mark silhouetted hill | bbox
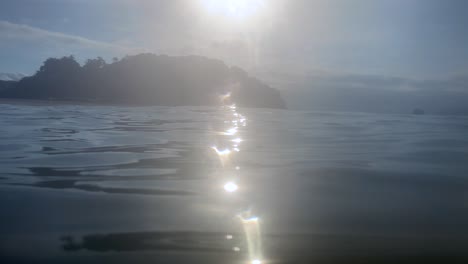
[0,80,17,92]
[0,54,286,109]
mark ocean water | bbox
[0,102,467,263]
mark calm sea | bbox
[1,102,467,263]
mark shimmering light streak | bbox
[239,213,263,263]
[211,146,231,156]
[211,87,264,263]
[241,216,259,223]
[223,127,238,136]
[231,137,243,143]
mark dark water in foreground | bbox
[0,103,468,263]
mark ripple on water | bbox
[9,152,154,168]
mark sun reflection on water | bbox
[223,127,238,136]
[211,146,231,156]
[223,181,238,193]
[238,212,263,263]
[210,90,264,264]
[219,92,232,102]
[232,137,243,143]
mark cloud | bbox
[0,72,26,81]
[257,67,468,93]
[0,20,134,52]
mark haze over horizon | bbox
[1,0,467,113]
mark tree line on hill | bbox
[0,53,286,109]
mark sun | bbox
[201,0,265,20]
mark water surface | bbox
[1,103,467,263]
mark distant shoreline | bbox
[0,97,221,107]
[0,97,278,110]
[0,54,287,109]
[0,97,140,107]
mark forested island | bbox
[0,54,286,109]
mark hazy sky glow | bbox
[1,0,467,76]
[1,0,468,112]
[200,0,266,19]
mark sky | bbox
[1,0,468,113]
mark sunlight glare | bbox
[220,92,232,102]
[223,127,238,136]
[231,137,243,143]
[246,216,259,222]
[212,146,231,156]
[201,0,265,19]
[224,181,238,192]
